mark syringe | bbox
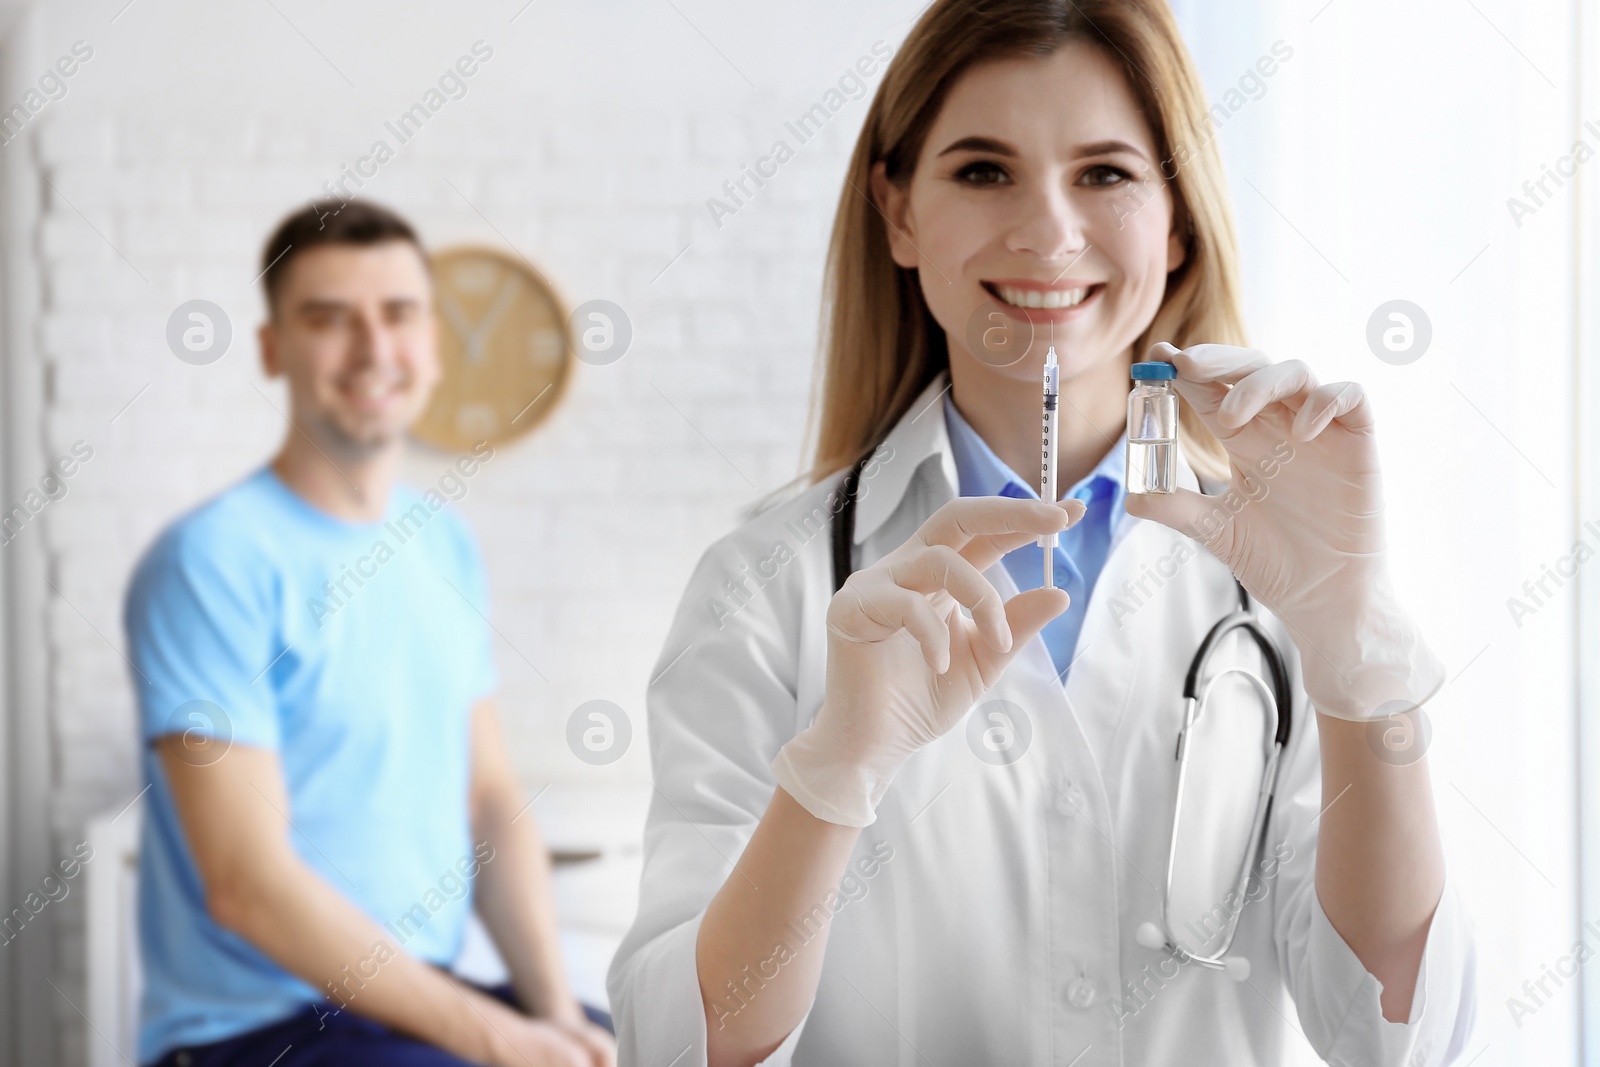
[1040,345,1060,589]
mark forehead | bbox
[924,40,1158,160]
[277,241,433,306]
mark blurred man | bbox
[123,200,614,1067]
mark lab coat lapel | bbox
[1089,446,1210,728]
[976,559,1085,778]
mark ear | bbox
[258,321,281,380]
[870,161,920,269]
[1166,214,1189,274]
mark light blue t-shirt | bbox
[943,394,1126,682]
[123,466,498,1064]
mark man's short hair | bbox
[260,199,427,316]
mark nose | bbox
[347,306,394,368]
[1005,181,1089,265]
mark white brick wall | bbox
[6,1,899,1059]
[9,2,1582,1064]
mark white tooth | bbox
[1025,289,1043,308]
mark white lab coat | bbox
[608,371,1476,1067]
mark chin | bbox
[333,418,407,451]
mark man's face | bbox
[259,241,440,453]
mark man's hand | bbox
[551,1015,617,1067]
[486,1012,608,1067]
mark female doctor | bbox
[608,1,1475,1064]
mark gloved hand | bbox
[771,495,1086,827]
[1124,342,1446,722]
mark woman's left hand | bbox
[1124,341,1444,721]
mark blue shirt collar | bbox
[942,391,1126,523]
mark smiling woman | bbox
[608,2,1475,1065]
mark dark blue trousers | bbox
[146,981,613,1067]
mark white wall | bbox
[0,0,1584,1063]
[7,1,924,1061]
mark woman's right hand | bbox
[770,495,1085,827]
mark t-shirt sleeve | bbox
[124,524,283,752]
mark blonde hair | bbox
[802,0,1243,489]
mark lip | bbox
[339,381,405,415]
[982,279,1105,323]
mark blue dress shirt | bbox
[943,393,1126,683]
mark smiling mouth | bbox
[340,379,407,408]
[983,281,1104,310]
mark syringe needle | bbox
[1041,345,1060,590]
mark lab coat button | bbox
[1055,784,1086,816]
[1066,977,1097,1008]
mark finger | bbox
[1215,359,1319,429]
[1122,486,1231,559]
[1292,380,1374,439]
[889,544,1012,653]
[831,579,953,673]
[573,1028,615,1067]
[1146,341,1270,423]
[959,498,1088,572]
[968,586,1072,679]
[544,1030,591,1067]
[916,495,1078,554]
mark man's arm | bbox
[157,735,591,1067]
[467,700,615,1065]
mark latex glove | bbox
[1124,342,1445,722]
[771,495,1086,827]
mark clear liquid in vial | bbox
[1127,436,1176,494]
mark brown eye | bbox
[1080,164,1133,187]
[954,160,1009,186]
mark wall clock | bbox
[411,245,572,451]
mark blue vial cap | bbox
[1131,360,1176,380]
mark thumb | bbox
[970,586,1071,677]
[1123,487,1230,558]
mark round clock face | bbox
[410,245,571,451]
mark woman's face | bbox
[874,40,1186,385]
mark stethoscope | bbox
[830,449,1293,981]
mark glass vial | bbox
[1127,360,1177,494]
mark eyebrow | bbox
[294,295,423,315]
[936,135,1150,162]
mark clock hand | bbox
[444,273,521,364]
[473,275,522,353]
[440,293,479,355]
